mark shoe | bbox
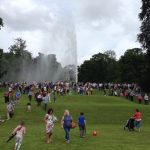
[66,140,70,143]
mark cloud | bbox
[0,0,141,65]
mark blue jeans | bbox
[64,127,70,141]
[135,120,141,129]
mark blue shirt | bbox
[78,115,85,126]
[63,115,72,128]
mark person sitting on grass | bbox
[12,121,26,150]
[78,112,86,137]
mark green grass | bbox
[0,89,150,150]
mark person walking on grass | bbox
[78,112,86,138]
[43,92,49,111]
[6,102,14,120]
[61,110,72,143]
[44,108,54,143]
[133,109,142,132]
[144,93,149,105]
[28,90,32,102]
[13,121,26,150]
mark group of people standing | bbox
[44,108,86,144]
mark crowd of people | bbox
[0,81,148,149]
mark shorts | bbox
[135,120,141,128]
[79,125,85,131]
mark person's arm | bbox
[84,119,86,126]
[23,127,26,134]
[44,114,48,123]
[12,125,20,134]
[61,116,64,128]
[133,113,136,119]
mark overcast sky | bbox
[0,0,141,65]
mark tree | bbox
[0,17,3,29]
[78,51,119,82]
[9,38,27,56]
[138,0,150,91]
[104,50,116,60]
[119,48,146,83]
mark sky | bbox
[0,0,141,65]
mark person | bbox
[53,92,56,103]
[133,109,142,132]
[78,112,86,137]
[4,92,9,103]
[44,108,55,143]
[6,102,14,120]
[27,103,31,112]
[47,91,51,103]
[28,90,32,102]
[12,121,26,150]
[15,91,21,103]
[137,94,142,104]
[144,93,149,105]
[37,92,42,106]
[61,110,72,143]
[43,93,49,111]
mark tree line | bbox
[79,0,150,92]
[78,48,147,88]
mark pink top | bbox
[134,112,141,121]
[13,125,26,138]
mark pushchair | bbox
[124,117,135,131]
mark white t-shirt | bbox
[144,95,149,101]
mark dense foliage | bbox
[78,49,147,87]
[138,0,150,91]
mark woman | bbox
[133,109,142,132]
[13,121,26,150]
[61,110,72,143]
[44,108,54,143]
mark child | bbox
[12,121,26,150]
[6,102,14,120]
[78,112,86,138]
[27,103,31,112]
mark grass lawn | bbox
[0,89,150,150]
